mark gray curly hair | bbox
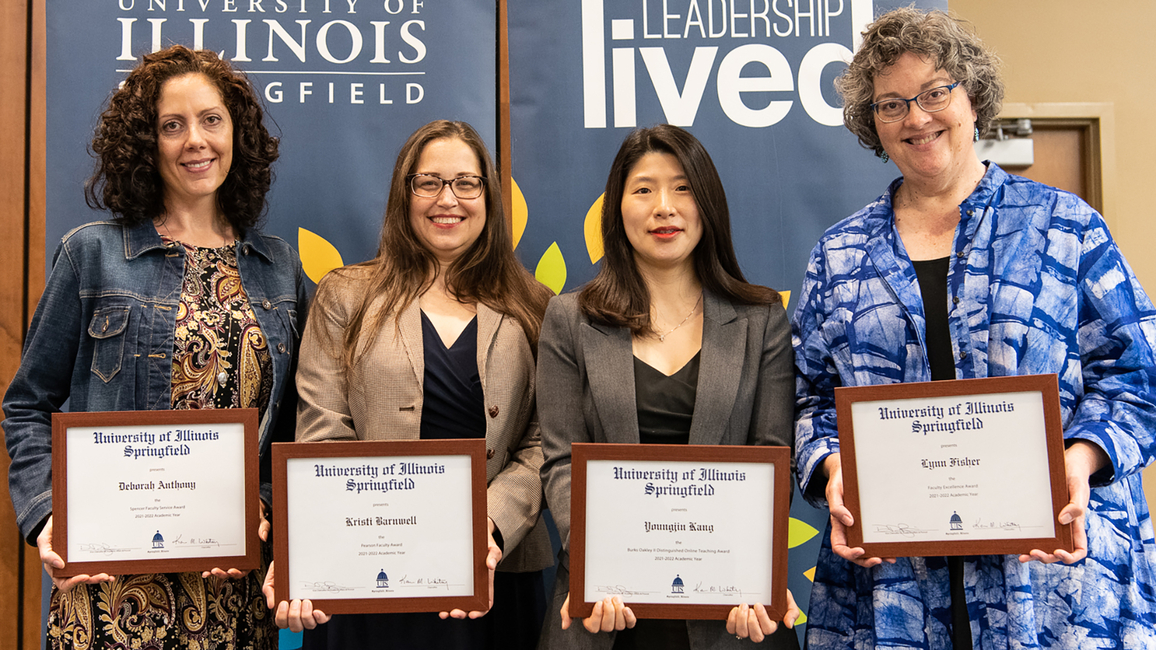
[836,7,1004,158]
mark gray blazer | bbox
[295,267,551,572]
[537,290,798,649]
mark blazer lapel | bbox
[581,320,639,443]
[396,299,424,391]
[475,304,500,389]
[689,291,744,445]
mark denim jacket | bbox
[3,220,309,543]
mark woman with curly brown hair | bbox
[793,7,1156,648]
[3,44,307,649]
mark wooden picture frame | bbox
[835,374,1072,557]
[272,439,489,615]
[51,409,260,577]
[570,443,792,620]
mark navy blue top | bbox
[419,312,485,439]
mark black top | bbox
[618,351,701,650]
[419,311,486,440]
[633,352,701,445]
[912,256,956,381]
[913,256,971,649]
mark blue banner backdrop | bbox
[47,0,496,272]
[509,0,945,639]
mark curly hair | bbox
[579,124,779,335]
[320,120,552,376]
[85,45,278,229]
[837,7,1004,158]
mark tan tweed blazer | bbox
[295,267,551,572]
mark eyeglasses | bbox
[870,81,962,123]
[408,174,486,199]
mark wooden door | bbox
[989,117,1101,211]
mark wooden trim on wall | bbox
[999,102,1116,228]
[2,0,46,648]
[498,0,512,230]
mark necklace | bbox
[655,294,702,342]
[158,219,231,249]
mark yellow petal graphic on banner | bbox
[512,177,528,250]
[535,242,567,295]
[779,290,791,310]
[795,610,808,625]
[804,567,816,582]
[298,227,344,284]
[584,193,605,264]
[788,517,819,548]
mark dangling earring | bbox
[973,125,980,142]
[880,151,890,164]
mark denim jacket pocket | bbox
[286,308,300,342]
[89,305,131,382]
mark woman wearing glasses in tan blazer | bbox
[264,120,553,650]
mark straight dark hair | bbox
[579,124,779,333]
[320,120,551,376]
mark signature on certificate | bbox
[302,581,353,592]
[172,534,220,547]
[971,518,1022,531]
[596,585,647,596]
[872,523,930,537]
[78,542,128,555]
[692,582,743,597]
[399,575,451,590]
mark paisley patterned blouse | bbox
[793,164,1156,649]
[171,241,273,413]
[47,240,276,650]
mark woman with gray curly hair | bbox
[793,7,1156,649]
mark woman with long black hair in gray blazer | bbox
[537,124,800,650]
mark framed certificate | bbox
[570,443,792,620]
[272,439,489,615]
[51,409,260,577]
[835,374,1073,557]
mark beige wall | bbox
[950,1,1156,512]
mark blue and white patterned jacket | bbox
[793,163,1156,648]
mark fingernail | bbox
[1059,513,1073,524]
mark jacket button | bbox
[960,351,968,360]
[262,299,272,310]
[277,343,287,354]
[487,448,495,460]
[952,296,960,305]
[488,406,499,418]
